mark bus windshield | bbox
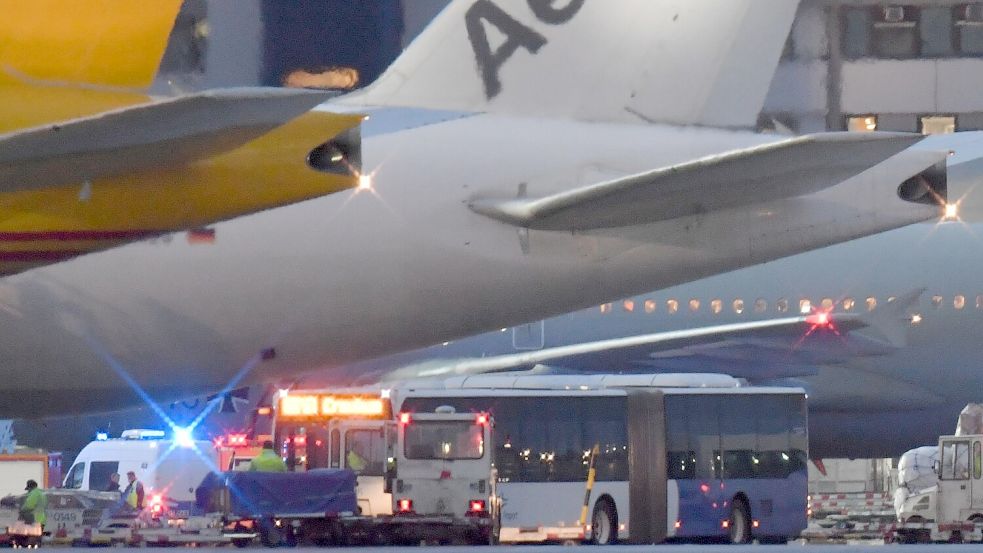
[404,420,484,460]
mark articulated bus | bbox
[396,374,808,544]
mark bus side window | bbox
[975,441,982,479]
[330,429,341,468]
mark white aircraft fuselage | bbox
[0,110,941,416]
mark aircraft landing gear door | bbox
[938,438,972,523]
[512,321,544,350]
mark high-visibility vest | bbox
[21,488,46,526]
[249,449,287,472]
[125,482,141,508]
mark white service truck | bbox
[890,434,983,543]
[387,408,499,545]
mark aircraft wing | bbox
[469,132,924,231]
[0,88,335,192]
[384,290,923,382]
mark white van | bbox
[62,429,217,503]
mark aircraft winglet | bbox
[0,0,181,89]
[342,0,800,127]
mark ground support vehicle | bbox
[199,409,499,547]
[387,409,499,545]
[887,433,983,543]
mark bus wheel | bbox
[590,499,618,545]
[728,499,751,544]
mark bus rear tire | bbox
[728,499,751,544]
[590,499,618,545]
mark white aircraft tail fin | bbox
[342,0,799,127]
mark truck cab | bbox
[937,435,983,524]
[392,409,496,523]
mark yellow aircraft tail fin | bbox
[0,0,182,89]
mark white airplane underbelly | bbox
[0,116,940,413]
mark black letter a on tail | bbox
[466,0,547,99]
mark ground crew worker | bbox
[249,440,288,472]
[20,479,46,528]
[123,471,145,509]
[105,472,121,493]
[347,443,367,472]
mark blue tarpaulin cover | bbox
[196,469,357,517]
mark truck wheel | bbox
[728,499,752,544]
[258,519,282,548]
[590,499,618,545]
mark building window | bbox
[843,297,856,311]
[843,7,872,58]
[799,299,812,314]
[777,298,789,313]
[847,115,878,132]
[733,299,745,315]
[955,295,966,310]
[921,115,956,135]
[872,6,920,58]
[600,303,612,314]
[710,299,722,314]
[957,4,983,54]
[644,299,656,314]
[689,299,701,313]
[821,298,834,310]
[754,299,767,313]
[622,299,635,313]
[667,299,679,315]
[866,297,877,311]
[932,295,944,308]
[977,295,983,309]
[920,6,955,56]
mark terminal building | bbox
[766,0,983,133]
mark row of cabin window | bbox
[600,295,983,315]
[842,5,983,59]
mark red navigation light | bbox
[469,499,486,513]
[397,499,414,513]
[800,308,840,343]
[399,412,411,425]
[806,311,831,327]
[293,435,307,446]
[699,483,710,494]
[476,413,488,425]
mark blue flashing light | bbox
[174,427,195,448]
[95,432,109,441]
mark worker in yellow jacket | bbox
[20,480,46,528]
[249,440,288,472]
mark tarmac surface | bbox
[84,545,983,552]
